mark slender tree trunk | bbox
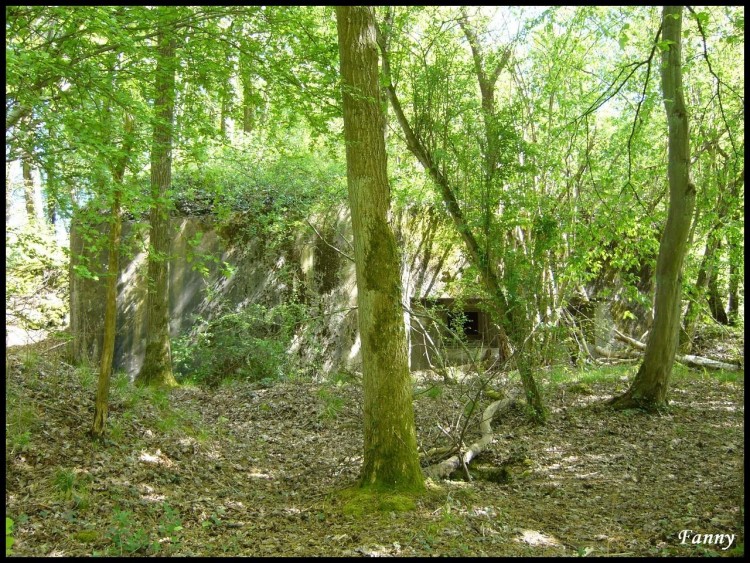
[241,53,255,134]
[43,122,58,227]
[220,99,228,137]
[22,156,36,224]
[137,9,178,388]
[44,167,57,227]
[727,253,740,325]
[379,15,544,421]
[92,114,135,438]
[706,244,729,325]
[5,154,11,223]
[680,233,720,350]
[610,6,696,411]
[336,5,423,492]
[725,168,743,325]
[460,17,545,419]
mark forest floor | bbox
[5,338,744,557]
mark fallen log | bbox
[424,388,520,480]
[613,329,742,372]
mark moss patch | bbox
[74,530,100,543]
[336,486,419,517]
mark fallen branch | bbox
[594,345,639,359]
[613,329,742,371]
[424,388,520,480]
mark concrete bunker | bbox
[69,206,495,379]
[409,297,500,371]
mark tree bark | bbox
[137,9,178,388]
[610,6,696,411]
[726,169,743,325]
[22,156,36,224]
[240,51,256,134]
[92,114,135,438]
[336,6,424,492]
[706,255,729,325]
[681,233,721,349]
[727,252,740,325]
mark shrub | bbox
[173,302,304,387]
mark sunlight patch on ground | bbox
[138,483,166,502]
[248,468,273,479]
[138,449,174,467]
[205,447,222,460]
[516,529,562,547]
[470,506,498,519]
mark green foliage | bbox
[154,502,183,553]
[75,366,97,390]
[173,302,304,387]
[317,388,345,420]
[53,468,76,499]
[6,397,38,455]
[5,225,68,332]
[172,142,345,247]
[425,385,443,399]
[106,509,150,555]
[6,517,14,556]
[201,508,225,530]
[50,468,90,509]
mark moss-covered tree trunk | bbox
[610,6,696,411]
[336,5,424,492]
[137,9,178,388]
[92,114,135,438]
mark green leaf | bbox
[6,517,14,556]
[656,39,676,51]
[693,11,709,28]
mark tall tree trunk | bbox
[137,9,178,388]
[44,166,57,227]
[725,167,743,325]
[220,97,228,137]
[336,5,423,492]
[727,251,740,325]
[22,156,36,224]
[92,114,135,438]
[5,153,11,223]
[240,52,256,134]
[610,6,696,411]
[43,122,58,227]
[680,233,720,350]
[706,244,729,325]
